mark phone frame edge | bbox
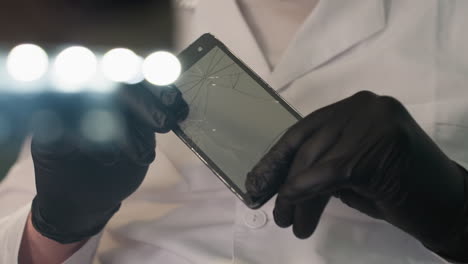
[172,33,302,209]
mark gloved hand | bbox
[31,83,188,244]
[246,91,468,262]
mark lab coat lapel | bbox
[194,0,271,78]
[271,0,387,90]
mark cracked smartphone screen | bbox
[174,46,298,193]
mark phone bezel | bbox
[172,33,302,209]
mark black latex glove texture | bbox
[246,91,468,261]
[31,83,188,244]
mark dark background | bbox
[0,0,173,50]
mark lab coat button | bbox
[243,210,267,229]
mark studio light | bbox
[142,51,181,86]
[52,46,98,92]
[101,48,143,84]
[6,44,48,82]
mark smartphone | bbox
[172,33,301,209]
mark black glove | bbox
[246,91,468,262]
[31,83,188,244]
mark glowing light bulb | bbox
[6,44,48,82]
[143,51,181,86]
[52,46,97,92]
[101,48,143,83]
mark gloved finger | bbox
[292,195,330,239]
[335,189,384,219]
[75,128,154,175]
[117,83,176,133]
[273,196,295,228]
[286,121,343,179]
[245,92,368,198]
[119,123,156,166]
[146,84,182,107]
[297,91,379,164]
[245,103,336,198]
[31,135,79,161]
[323,102,379,161]
[31,110,80,161]
[276,126,338,234]
[280,160,346,203]
[146,84,189,122]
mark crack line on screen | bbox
[174,47,284,176]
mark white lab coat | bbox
[1,0,468,263]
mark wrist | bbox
[19,212,88,264]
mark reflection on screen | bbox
[175,46,298,193]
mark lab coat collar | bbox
[193,0,271,78]
[271,0,387,90]
[193,0,386,90]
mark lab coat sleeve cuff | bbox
[0,203,30,264]
[63,232,102,264]
[0,203,102,264]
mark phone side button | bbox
[243,210,267,229]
